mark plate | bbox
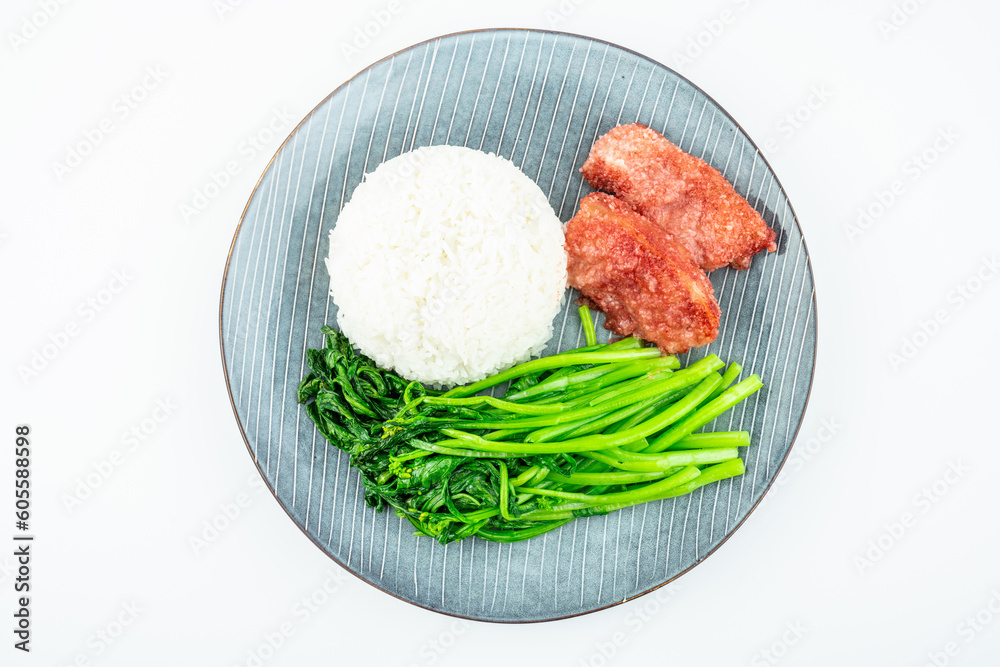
[220,29,816,622]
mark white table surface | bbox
[4,1,998,664]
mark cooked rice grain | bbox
[326,146,567,387]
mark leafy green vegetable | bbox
[297,318,762,544]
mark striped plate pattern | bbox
[220,29,816,622]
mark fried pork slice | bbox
[566,193,720,354]
[582,123,777,271]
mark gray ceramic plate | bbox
[220,29,816,622]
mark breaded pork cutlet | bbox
[565,192,720,354]
[582,123,776,271]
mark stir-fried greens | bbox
[297,315,762,544]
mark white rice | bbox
[326,145,567,387]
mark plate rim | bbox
[218,26,820,623]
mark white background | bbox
[3,0,998,665]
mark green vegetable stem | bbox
[297,309,762,545]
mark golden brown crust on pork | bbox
[565,193,720,353]
[582,123,777,271]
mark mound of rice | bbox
[326,145,567,387]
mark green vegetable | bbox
[297,313,762,544]
[579,304,598,347]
